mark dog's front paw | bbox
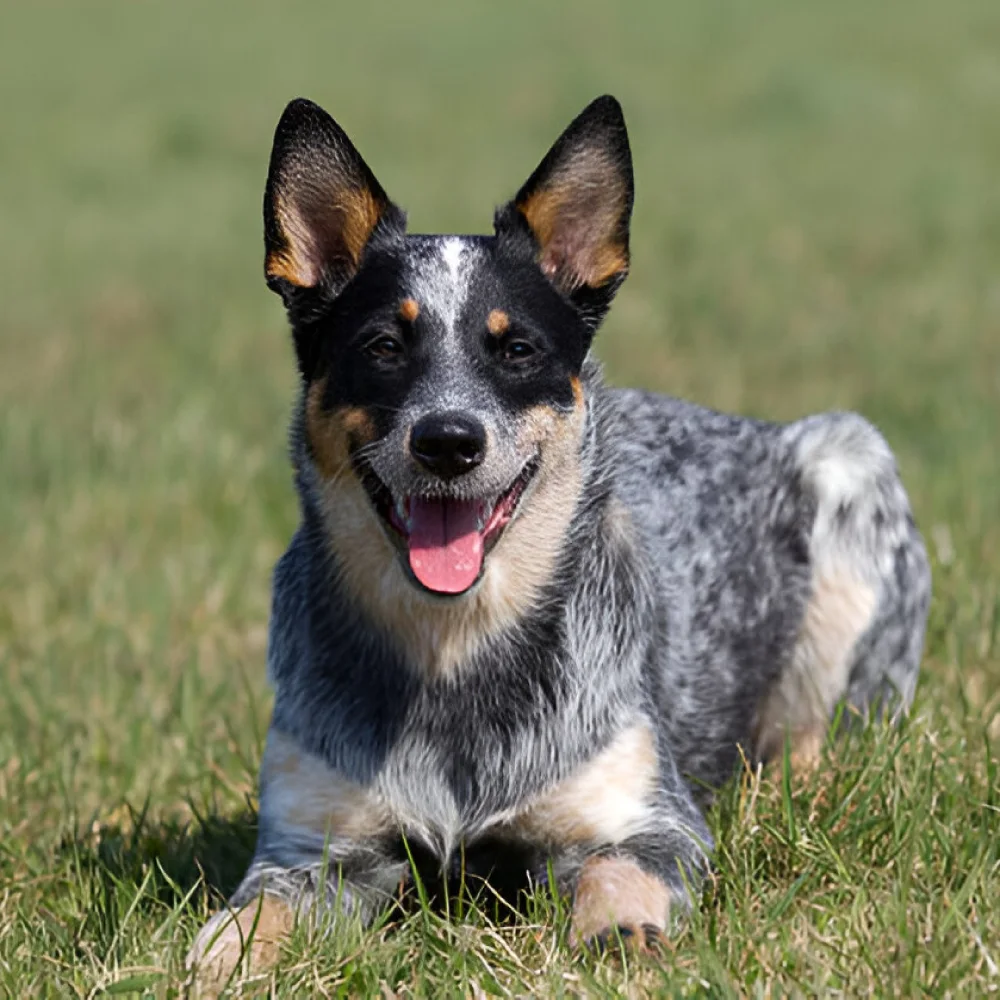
[582,921,667,955]
[568,856,670,952]
[185,896,294,996]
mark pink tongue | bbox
[408,498,484,594]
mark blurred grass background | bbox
[1,0,998,995]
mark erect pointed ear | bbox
[495,95,634,325]
[263,99,404,304]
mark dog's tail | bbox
[790,412,931,722]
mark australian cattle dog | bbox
[188,95,931,986]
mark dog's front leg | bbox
[519,728,713,950]
[185,870,298,995]
[569,853,671,949]
[186,850,403,993]
[566,821,710,950]
[186,727,404,991]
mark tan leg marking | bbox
[569,856,671,948]
[186,895,294,996]
[513,724,658,846]
[755,572,877,765]
[259,729,391,842]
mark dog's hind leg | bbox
[754,414,931,766]
[842,515,931,728]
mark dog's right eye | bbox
[365,335,405,362]
[502,340,537,363]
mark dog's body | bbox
[189,96,930,984]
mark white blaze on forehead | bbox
[441,237,464,283]
[405,236,488,413]
[409,237,475,338]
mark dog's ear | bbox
[263,99,404,305]
[495,95,633,327]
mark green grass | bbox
[2,0,999,995]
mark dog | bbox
[187,95,931,986]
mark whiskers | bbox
[368,402,407,417]
[317,437,382,486]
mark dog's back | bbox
[609,388,930,787]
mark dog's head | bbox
[265,96,632,601]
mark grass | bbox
[1,0,998,994]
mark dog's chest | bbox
[377,726,662,884]
[371,728,537,856]
[259,720,661,871]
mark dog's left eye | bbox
[502,340,537,363]
[365,335,405,361]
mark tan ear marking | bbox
[266,185,384,289]
[338,186,384,265]
[486,309,510,336]
[266,193,317,287]
[516,149,629,290]
[399,298,420,322]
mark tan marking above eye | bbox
[486,308,510,336]
[399,298,420,322]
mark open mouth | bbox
[354,457,540,596]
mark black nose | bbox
[410,412,486,479]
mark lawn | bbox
[1,0,998,995]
